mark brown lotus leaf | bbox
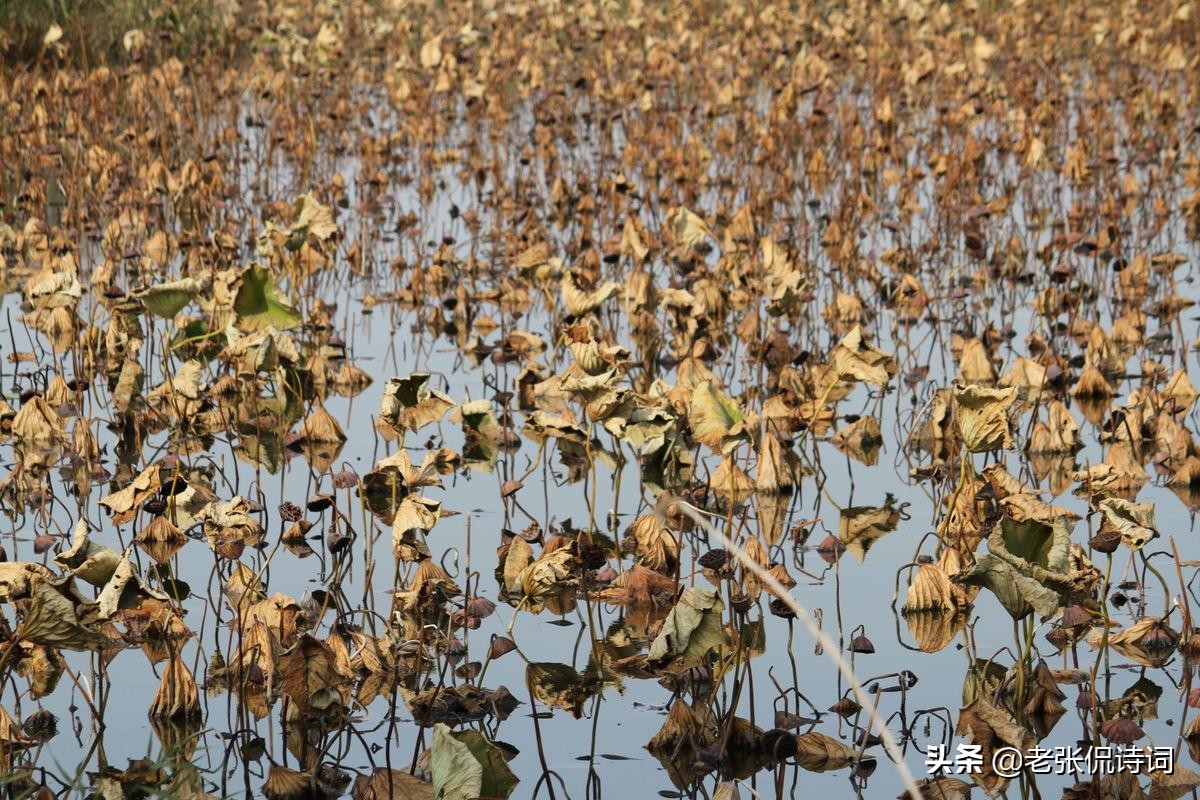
[793,731,860,772]
[96,554,169,621]
[832,325,896,386]
[831,414,882,465]
[99,464,162,525]
[953,384,1017,453]
[561,269,620,315]
[1095,617,1180,668]
[352,769,434,800]
[501,536,534,595]
[243,593,305,647]
[708,456,754,503]
[198,496,265,554]
[296,403,346,444]
[279,634,347,712]
[1097,497,1157,550]
[903,563,967,613]
[11,396,65,446]
[646,698,716,754]
[755,433,797,493]
[740,535,770,600]
[149,650,201,721]
[899,777,973,800]
[224,562,267,615]
[955,697,1035,795]
[134,515,187,562]
[623,513,679,574]
[1072,365,1115,398]
[378,374,454,435]
[518,546,577,599]
[956,338,996,385]
[263,764,319,800]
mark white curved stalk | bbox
[666,498,925,800]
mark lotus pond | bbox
[2,2,1200,799]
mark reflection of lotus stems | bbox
[795,373,838,450]
[669,499,925,799]
[1139,550,1173,618]
[528,681,560,800]
[1089,552,1114,741]
[935,447,972,544]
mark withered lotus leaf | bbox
[952,384,1017,453]
[832,326,897,387]
[16,580,105,652]
[99,464,162,525]
[148,650,201,721]
[351,769,434,800]
[278,634,348,712]
[53,520,121,587]
[793,731,860,772]
[647,587,725,666]
[430,723,518,800]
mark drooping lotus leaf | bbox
[53,519,121,587]
[955,516,1095,620]
[379,373,454,435]
[17,578,106,652]
[1097,496,1158,550]
[832,325,897,386]
[953,384,1017,453]
[233,264,302,331]
[135,276,208,318]
[647,587,725,666]
[431,723,518,800]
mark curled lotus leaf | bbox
[53,519,121,587]
[955,516,1097,620]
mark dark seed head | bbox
[279,501,304,523]
[768,598,795,619]
[697,548,729,570]
[849,634,875,654]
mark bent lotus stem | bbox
[666,497,925,800]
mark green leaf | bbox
[431,724,482,800]
[688,380,747,451]
[999,517,1068,573]
[431,723,517,800]
[955,553,1060,620]
[136,277,206,318]
[648,586,725,665]
[233,264,302,330]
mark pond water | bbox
[3,5,1200,799]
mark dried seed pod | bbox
[1100,717,1144,745]
[731,592,753,615]
[829,697,860,717]
[768,598,795,619]
[849,634,875,654]
[489,635,517,659]
[306,493,334,512]
[1089,527,1121,554]
[697,548,729,570]
[279,501,303,523]
[466,595,496,619]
